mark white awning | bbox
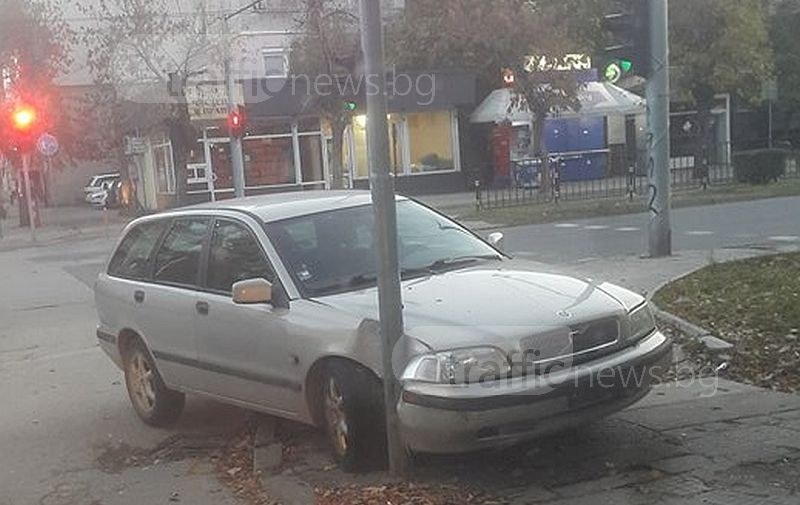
[470,82,646,124]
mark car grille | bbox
[518,317,620,374]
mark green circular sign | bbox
[604,62,622,84]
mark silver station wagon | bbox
[95,191,672,469]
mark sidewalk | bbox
[0,204,130,252]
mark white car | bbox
[84,173,120,203]
[94,191,671,470]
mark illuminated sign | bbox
[523,54,593,73]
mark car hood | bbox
[313,260,644,353]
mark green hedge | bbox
[734,149,788,184]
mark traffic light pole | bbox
[224,19,246,199]
[21,152,36,242]
[359,0,409,477]
[646,0,671,257]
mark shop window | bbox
[407,111,454,172]
[153,142,176,194]
[351,113,403,178]
[300,134,325,183]
[244,137,295,186]
[211,143,233,189]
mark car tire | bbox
[321,362,386,471]
[122,339,185,427]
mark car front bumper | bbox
[398,330,672,454]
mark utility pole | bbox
[358,0,409,476]
[224,51,246,198]
[646,0,671,257]
[21,152,36,242]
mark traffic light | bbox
[227,106,246,138]
[344,100,357,112]
[1,101,45,153]
[602,0,650,83]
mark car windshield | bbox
[265,200,500,297]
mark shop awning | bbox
[470,81,646,124]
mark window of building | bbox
[406,111,454,173]
[206,220,274,293]
[349,111,456,178]
[263,48,288,78]
[153,218,211,287]
[153,142,176,193]
[244,137,296,186]
[107,220,166,280]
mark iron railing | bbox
[475,148,798,211]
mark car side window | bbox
[207,219,275,293]
[153,218,210,286]
[107,220,166,280]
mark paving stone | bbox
[254,443,283,472]
[680,425,800,463]
[690,489,798,505]
[648,454,715,475]
[621,390,800,432]
[262,474,316,505]
[552,469,662,498]
[255,416,276,447]
[505,485,558,504]
[700,335,734,352]
[636,474,711,497]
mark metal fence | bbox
[474,149,799,211]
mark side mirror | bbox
[232,278,273,305]
[488,232,505,252]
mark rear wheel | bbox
[321,362,386,471]
[123,339,185,426]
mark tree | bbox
[79,0,219,208]
[290,0,361,190]
[770,0,800,110]
[670,0,773,174]
[0,0,72,221]
[388,0,582,192]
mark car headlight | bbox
[402,346,511,384]
[627,302,656,342]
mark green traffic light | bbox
[344,101,357,111]
[604,62,622,83]
[620,59,633,73]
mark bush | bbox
[734,149,788,184]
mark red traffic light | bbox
[1,100,46,154]
[12,105,38,131]
[227,107,246,137]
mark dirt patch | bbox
[95,433,229,474]
[654,253,800,392]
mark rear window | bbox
[107,220,166,280]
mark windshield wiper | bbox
[423,254,502,272]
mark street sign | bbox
[186,84,244,121]
[36,133,59,157]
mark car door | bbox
[136,216,211,390]
[193,217,302,417]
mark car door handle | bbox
[134,290,145,303]
[196,301,210,316]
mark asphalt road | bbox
[0,235,244,505]
[500,195,800,263]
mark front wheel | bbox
[123,339,185,426]
[321,362,386,471]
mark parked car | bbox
[94,191,671,470]
[90,180,122,209]
[84,173,120,203]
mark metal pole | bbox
[224,19,246,198]
[768,100,773,149]
[359,0,409,476]
[22,153,36,242]
[646,0,671,257]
